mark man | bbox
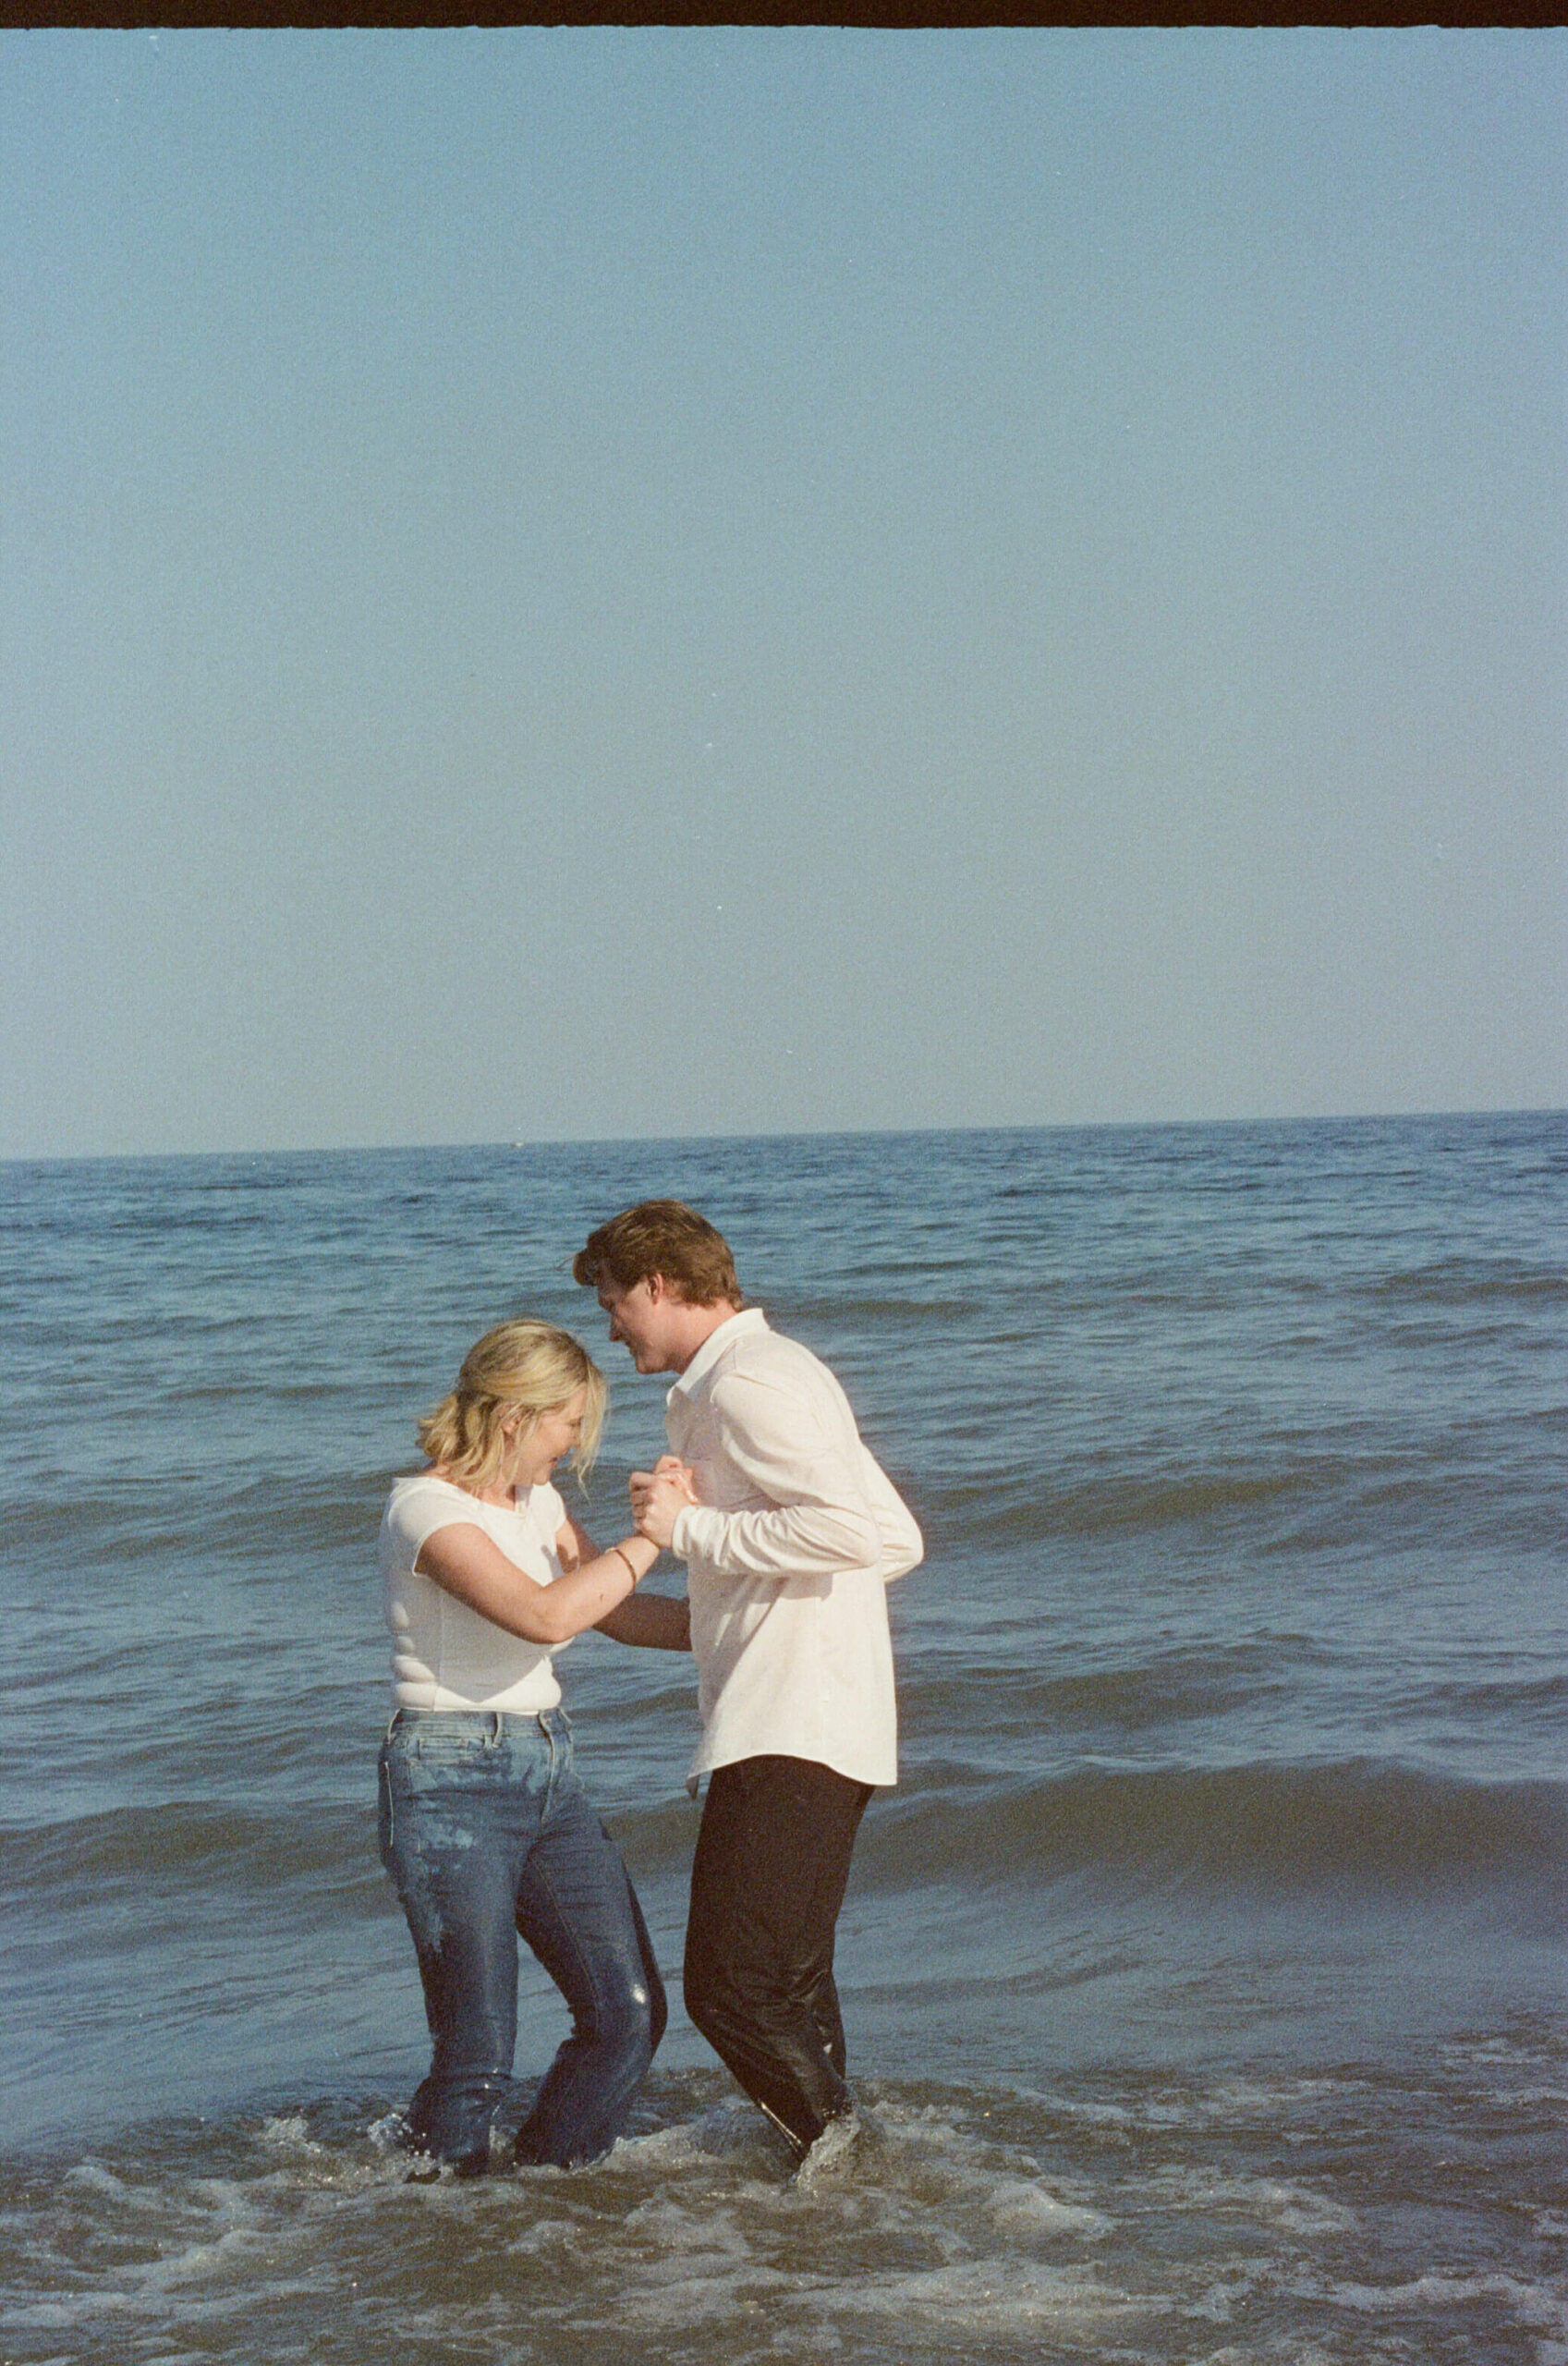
[572,1199,921,2165]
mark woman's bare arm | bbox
[415,1519,657,1645]
[595,1591,692,1650]
[557,1517,691,1651]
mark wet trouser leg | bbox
[378,1709,664,2172]
[682,1754,872,2158]
[510,1778,668,2168]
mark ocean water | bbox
[2,1113,1564,2366]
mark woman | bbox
[377,1318,689,2177]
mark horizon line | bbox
[4,1102,1564,1169]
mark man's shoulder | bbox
[704,1325,849,1422]
[712,1320,828,1382]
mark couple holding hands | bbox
[376,1199,922,2178]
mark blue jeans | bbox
[378,1707,665,2173]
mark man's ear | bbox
[645,1272,667,1305]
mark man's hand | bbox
[629,1457,699,1550]
[629,1457,699,1508]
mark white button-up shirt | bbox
[667,1308,922,1787]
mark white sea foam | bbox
[797,2255,1170,2339]
[1181,2258,1277,2325]
[7,2073,1565,2365]
[1144,2165,1355,2237]
[985,2176,1112,2241]
[1327,2271,1568,2334]
[260,2112,322,2152]
[61,2159,140,2201]
[590,2101,779,2177]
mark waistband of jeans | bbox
[385,1706,571,1741]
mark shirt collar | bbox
[668,1305,768,1401]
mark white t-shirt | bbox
[380,1472,571,1713]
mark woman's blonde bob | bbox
[416,1319,607,1490]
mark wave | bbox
[858,1762,1568,1909]
[1359,1259,1568,1307]
[8,1765,1561,1925]
[783,1295,984,1325]
[1432,1672,1568,1717]
[0,1790,704,1909]
[898,1641,1342,1733]
[0,1802,387,1912]
[923,1465,1345,1543]
[918,1452,1562,1546]
[6,1473,391,1561]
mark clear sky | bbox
[3,28,1563,1158]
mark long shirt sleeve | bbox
[671,1372,884,1579]
[663,1309,920,1787]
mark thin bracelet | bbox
[609,1544,641,1588]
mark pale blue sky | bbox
[3,29,1562,1157]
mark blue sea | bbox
[2,1114,1564,2365]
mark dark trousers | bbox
[683,1754,873,2158]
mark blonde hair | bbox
[416,1320,606,1489]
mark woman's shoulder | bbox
[385,1470,554,1536]
[384,1469,468,1518]
[387,1469,469,1503]
[382,1470,496,1556]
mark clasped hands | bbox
[628,1456,699,1549]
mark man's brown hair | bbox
[572,1200,741,1307]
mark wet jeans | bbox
[378,1707,665,2173]
[683,1754,873,2158]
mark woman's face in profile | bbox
[508,1386,589,1491]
